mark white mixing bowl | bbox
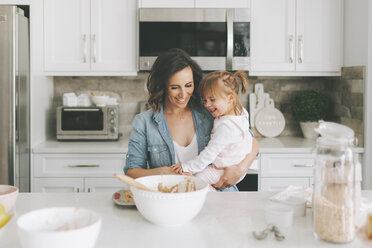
[131,175,209,227]
[17,207,101,248]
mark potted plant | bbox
[292,90,330,139]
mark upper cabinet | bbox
[44,0,137,76]
[138,0,250,8]
[250,0,343,76]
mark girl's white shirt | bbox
[181,107,252,175]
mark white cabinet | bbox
[259,153,314,191]
[138,0,249,8]
[33,178,125,193]
[195,0,250,8]
[44,0,137,76]
[250,0,342,76]
[32,153,126,193]
[139,0,194,8]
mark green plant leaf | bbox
[292,90,330,122]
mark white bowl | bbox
[91,95,109,107]
[0,185,18,213]
[265,203,294,227]
[131,175,209,227]
[17,207,101,248]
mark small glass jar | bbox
[313,122,360,243]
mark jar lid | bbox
[315,121,354,144]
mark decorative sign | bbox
[249,84,269,128]
[255,98,285,138]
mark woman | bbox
[124,48,258,190]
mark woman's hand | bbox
[212,137,259,189]
[158,166,180,175]
[212,164,245,189]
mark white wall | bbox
[343,0,369,67]
[29,0,54,147]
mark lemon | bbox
[0,203,9,228]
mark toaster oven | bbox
[56,106,119,140]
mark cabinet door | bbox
[33,153,125,178]
[139,0,194,8]
[260,177,310,191]
[295,0,342,72]
[91,0,137,73]
[44,0,90,71]
[33,178,84,193]
[195,0,249,8]
[250,0,296,72]
[85,178,128,193]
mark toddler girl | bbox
[171,70,252,189]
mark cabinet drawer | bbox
[260,177,310,192]
[85,178,128,192]
[33,178,84,193]
[34,154,125,177]
[260,153,314,177]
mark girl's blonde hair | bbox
[198,70,249,114]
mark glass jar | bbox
[313,121,360,243]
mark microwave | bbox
[139,8,250,71]
[56,106,119,141]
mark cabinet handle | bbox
[82,34,87,63]
[92,34,97,63]
[293,164,313,167]
[289,35,294,63]
[68,165,100,168]
[298,35,303,63]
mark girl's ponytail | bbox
[233,70,249,94]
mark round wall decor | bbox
[255,99,285,138]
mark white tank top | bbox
[173,134,198,164]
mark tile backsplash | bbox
[53,66,365,146]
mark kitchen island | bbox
[1,192,371,248]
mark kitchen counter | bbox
[1,192,371,248]
[257,136,364,153]
[32,136,364,154]
[32,139,129,154]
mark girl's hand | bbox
[170,164,184,174]
[181,172,193,177]
[212,164,244,189]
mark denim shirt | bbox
[124,106,213,173]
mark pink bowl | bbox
[0,185,19,213]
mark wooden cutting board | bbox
[255,98,285,138]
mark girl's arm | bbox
[181,122,236,174]
[212,137,259,189]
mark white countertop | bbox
[33,136,364,154]
[1,192,371,248]
[32,139,129,154]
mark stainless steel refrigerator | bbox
[0,6,30,192]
